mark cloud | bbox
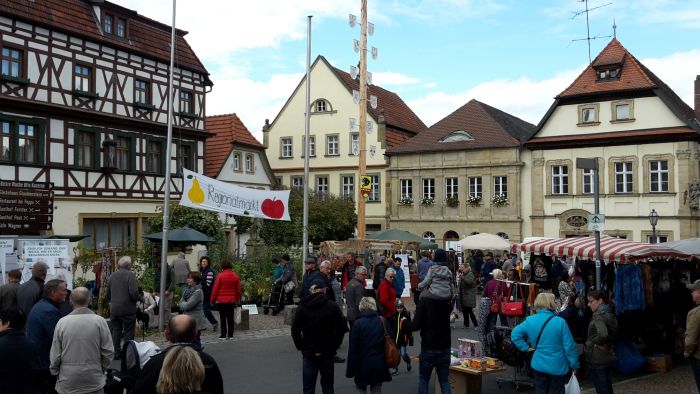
[384,0,507,23]
[372,71,421,85]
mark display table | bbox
[434,364,507,393]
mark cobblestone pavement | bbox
[581,364,695,394]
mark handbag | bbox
[380,316,401,368]
[503,284,525,316]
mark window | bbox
[1,47,22,78]
[74,64,92,92]
[614,162,633,193]
[116,18,126,37]
[596,68,621,81]
[649,160,669,193]
[316,176,329,195]
[302,135,315,157]
[232,152,241,171]
[552,165,569,194]
[494,176,508,197]
[76,131,96,168]
[342,175,354,199]
[582,168,594,194]
[18,123,38,164]
[497,232,509,240]
[423,231,436,243]
[578,103,600,125]
[135,80,151,105]
[104,14,113,34]
[115,136,131,171]
[245,154,254,173]
[178,144,193,174]
[422,178,435,199]
[468,177,482,198]
[0,119,43,164]
[349,133,359,155]
[316,100,326,112]
[326,135,339,156]
[616,104,629,120]
[647,235,668,244]
[0,122,10,161]
[280,137,292,158]
[400,179,413,199]
[291,176,303,189]
[145,140,162,174]
[83,217,137,250]
[179,91,193,114]
[445,177,458,198]
[439,130,474,143]
[368,174,380,202]
[611,100,634,122]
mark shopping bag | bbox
[564,374,580,394]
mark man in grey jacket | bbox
[50,287,113,394]
[345,266,367,330]
[106,256,140,359]
[17,261,48,316]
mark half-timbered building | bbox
[0,0,211,248]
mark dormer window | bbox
[104,14,113,34]
[103,13,127,38]
[116,18,126,37]
[596,67,621,81]
[316,100,326,112]
[439,130,474,143]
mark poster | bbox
[0,239,15,285]
[17,239,73,290]
[394,254,411,297]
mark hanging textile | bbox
[614,265,645,314]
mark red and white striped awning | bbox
[512,236,692,263]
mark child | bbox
[390,299,413,374]
[417,248,455,301]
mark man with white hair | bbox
[106,256,139,359]
[50,287,113,394]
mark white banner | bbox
[180,169,291,221]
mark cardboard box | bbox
[646,354,672,373]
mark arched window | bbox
[470,231,480,236]
[444,230,459,240]
[497,232,509,239]
[423,231,435,243]
[312,99,332,113]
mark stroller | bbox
[263,282,286,316]
[105,340,160,394]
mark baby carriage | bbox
[263,282,286,315]
[105,340,160,394]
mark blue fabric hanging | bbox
[614,264,646,314]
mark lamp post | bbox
[648,209,659,244]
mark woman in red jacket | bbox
[378,268,397,318]
[210,261,241,339]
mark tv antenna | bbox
[570,0,612,63]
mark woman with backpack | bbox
[511,293,579,394]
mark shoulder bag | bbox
[503,284,525,317]
[380,316,401,368]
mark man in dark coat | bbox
[413,292,453,393]
[299,256,323,300]
[292,279,346,394]
[107,256,140,359]
[0,308,40,394]
[346,266,368,330]
[0,269,22,314]
[372,258,388,292]
[16,261,48,317]
[133,315,224,394]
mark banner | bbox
[17,238,73,290]
[180,169,291,221]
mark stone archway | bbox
[444,230,460,241]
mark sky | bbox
[115,0,700,140]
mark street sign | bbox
[0,205,53,215]
[588,214,605,232]
[0,181,54,234]
[0,222,52,232]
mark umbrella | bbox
[366,229,423,242]
[143,227,214,245]
[419,240,438,250]
[459,233,511,251]
[662,238,700,258]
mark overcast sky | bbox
[115,0,700,140]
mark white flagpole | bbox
[158,0,177,331]
[302,16,312,264]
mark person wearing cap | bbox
[292,278,346,394]
[391,257,406,299]
[389,299,413,374]
[300,257,323,301]
[685,279,700,392]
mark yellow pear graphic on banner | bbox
[188,176,205,204]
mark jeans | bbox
[461,306,478,327]
[218,303,235,337]
[532,370,569,394]
[418,349,451,394]
[691,358,700,394]
[303,355,334,394]
[111,314,136,356]
[588,363,613,394]
[400,346,411,366]
[202,293,218,325]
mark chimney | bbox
[695,75,700,118]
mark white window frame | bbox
[552,165,569,195]
[349,133,359,155]
[245,154,254,173]
[281,137,293,158]
[368,174,380,202]
[232,152,241,171]
[326,135,339,156]
[291,176,303,189]
[494,176,508,197]
[647,234,668,244]
[302,135,316,157]
[649,160,669,193]
[614,162,633,193]
[468,177,482,198]
[582,168,595,194]
[315,100,326,112]
[422,178,435,199]
[400,179,413,199]
[423,231,435,243]
[316,176,329,195]
[341,175,354,199]
[445,177,458,199]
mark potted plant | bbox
[491,194,509,207]
[420,196,435,207]
[399,196,414,206]
[445,196,460,208]
[467,195,482,207]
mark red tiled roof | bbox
[385,128,414,149]
[557,39,655,98]
[204,114,264,177]
[387,99,536,155]
[2,0,209,80]
[332,64,426,134]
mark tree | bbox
[259,188,357,247]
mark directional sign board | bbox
[587,214,605,232]
[0,181,54,233]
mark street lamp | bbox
[648,209,659,244]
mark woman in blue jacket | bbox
[346,296,392,393]
[512,292,579,394]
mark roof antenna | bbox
[612,18,617,39]
[570,0,612,64]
